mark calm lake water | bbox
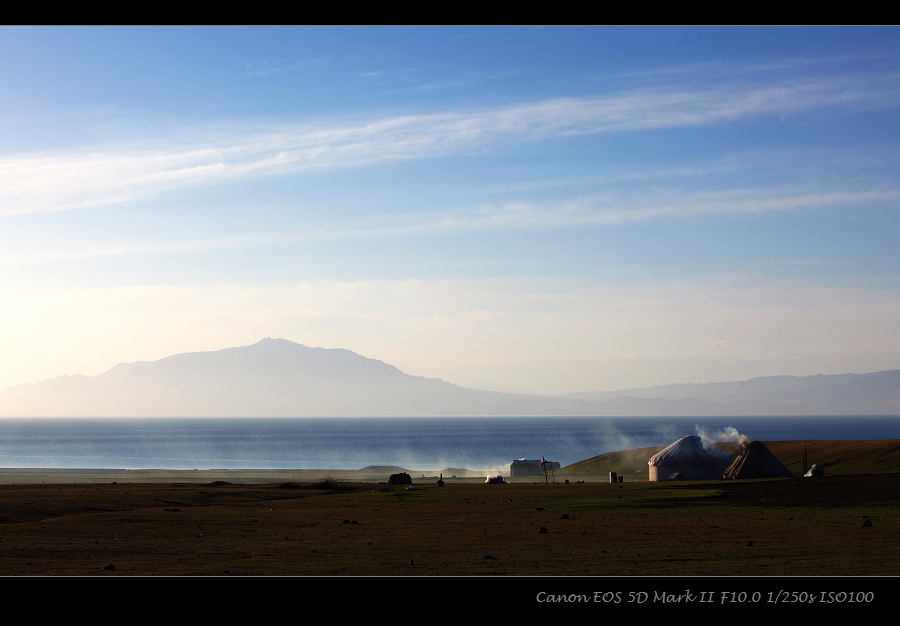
[0,415,898,471]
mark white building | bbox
[510,458,560,477]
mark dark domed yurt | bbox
[648,435,733,481]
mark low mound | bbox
[764,440,900,476]
[357,465,410,473]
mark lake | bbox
[0,415,897,470]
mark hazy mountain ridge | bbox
[0,338,601,417]
[1,338,898,416]
[565,369,900,415]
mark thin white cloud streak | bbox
[2,185,896,268]
[462,186,900,231]
[483,166,730,193]
[1,75,897,217]
[0,232,291,268]
[616,51,893,82]
[0,221,435,268]
[444,188,900,229]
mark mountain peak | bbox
[0,339,602,417]
[4,340,899,417]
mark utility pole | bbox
[540,456,555,484]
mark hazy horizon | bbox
[3,337,899,418]
[3,27,900,397]
[4,336,899,396]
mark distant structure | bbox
[388,472,412,485]
[510,458,560,477]
[648,435,733,481]
[805,464,825,477]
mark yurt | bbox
[723,440,793,479]
[805,464,825,477]
[648,435,733,481]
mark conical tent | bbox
[648,435,733,481]
[723,440,793,479]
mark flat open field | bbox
[0,440,897,576]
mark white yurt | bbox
[648,435,733,481]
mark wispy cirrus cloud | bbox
[0,233,284,267]
[441,187,900,229]
[1,74,897,217]
[3,185,897,268]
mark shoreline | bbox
[5,438,899,484]
[0,466,499,485]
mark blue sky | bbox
[2,26,900,395]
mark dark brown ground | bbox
[1,444,898,576]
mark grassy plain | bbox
[0,440,897,576]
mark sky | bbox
[2,26,900,396]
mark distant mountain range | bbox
[1,338,898,417]
[562,370,900,415]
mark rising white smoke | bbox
[694,424,751,450]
